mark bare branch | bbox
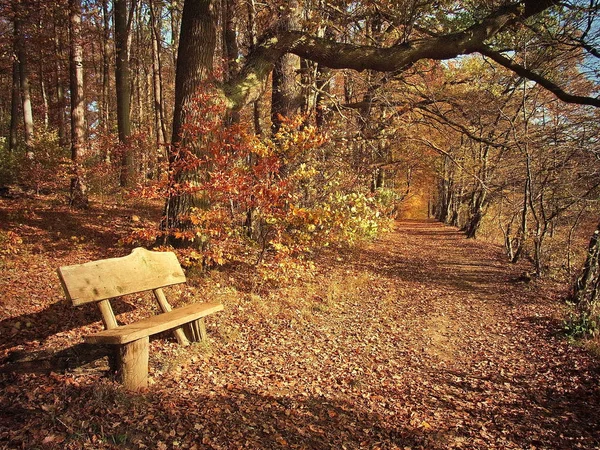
[478,45,600,107]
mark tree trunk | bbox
[9,57,20,152]
[69,0,88,208]
[465,190,487,239]
[13,3,34,153]
[163,0,217,235]
[150,0,167,152]
[246,0,263,135]
[222,0,238,79]
[170,0,180,68]
[511,161,531,263]
[39,59,49,130]
[315,63,331,129]
[573,221,600,309]
[115,0,134,187]
[101,0,111,135]
[271,0,302,133]
[222,0,240,123]
[53,19,68,148]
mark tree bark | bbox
[170,0,180,68]
[39,59,49,130]
[573,221,600,309]
[13,1,34,153]
[222,0,240,124]
[246,0,263,135]
[271,0,302,133]
[69,0,88,208]
[150,0,167,151]
[115,0,134,187]
[9,57,20,152]
[315,62,332,129]
[163,0,217,235]
[53,17,68,148]
[101,0,111,135]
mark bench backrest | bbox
[57,247,186,306]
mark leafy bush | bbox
[0,147,20,186]
[563,304,598,338]
[124,90,394,267]
[0,129,70,193]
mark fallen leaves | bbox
[1,198,600,448]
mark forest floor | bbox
[1,194,600,449]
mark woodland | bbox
[2,0,600,448]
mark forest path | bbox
[196,219,600,449]
[333,218,600,448]
[2,212,600,449]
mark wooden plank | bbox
[84,302,224,345]
[119,337,149,391]
[57,248,186,306]
[153,288,190,346]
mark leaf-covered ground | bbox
[1,195,600,449]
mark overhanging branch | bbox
[478,45,600,107]
[223,1,557,111]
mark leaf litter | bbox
[1,197,600,449]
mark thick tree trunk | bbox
[271,0,302,133]
[573,222,600,310]
[222,0,238,79]
[163,0,217,235]
[464,190,487,239]
[222,0,240,124]
[69,0,88,208]
[115,0,134,187]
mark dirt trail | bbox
[333,219,600,448]
[199,219,600,449]
[2,216,600,449]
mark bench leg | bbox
[118,337,149,391]
[172,326,191,346]
[186,318,207,342]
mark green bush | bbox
[563,304,598,338]
[0,146,20,186]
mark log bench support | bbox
[120,337,149,390]
[57,248,223,391]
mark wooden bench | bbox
[57,247,223,390]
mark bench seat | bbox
[85,301,224,345]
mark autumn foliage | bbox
[124,89,392,267]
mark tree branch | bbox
[223,1,557,110]
[478,45,600,107]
